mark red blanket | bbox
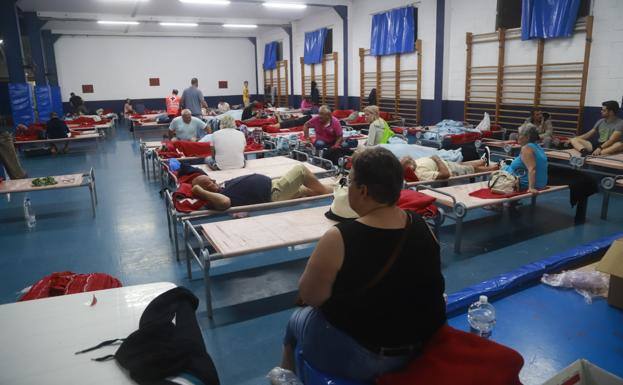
[403,167,419,182]
[377,325,523,385]
[172,141,212,157]
[239,117,277,128]
[332,109,355,119]
[19,271,122,301]
[469,187,549,199]
[397,190,437,218]
[173,183,209,213]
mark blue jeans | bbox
[284,307,413,382]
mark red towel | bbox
[172,183,209,213]
[332,109,354,119]
[377,325,523,385]
[397,190,437,218]
[469,188,527,199]
[19,271,122,301]
[172,141,212,157]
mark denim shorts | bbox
[284,307,413,382]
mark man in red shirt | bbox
[303,105,343,151]
[166,89,181,116]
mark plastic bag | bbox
[475,112,490,132]
[267,367,303,385]
[541,270,609,303]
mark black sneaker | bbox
[481,146,491,166]
[580,148,590,157]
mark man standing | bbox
[567,100,623,156]
[180,78,207,117]
[242,80,250,106]
[69,92,87,115]
[169,109,210,141]
[166,89,181,116]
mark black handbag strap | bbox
[363,211,412,291]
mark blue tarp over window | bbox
[9,83,35,127]
[521,0,581,40]
[35,85,53,122]
[304,28,327,64]
[263,41,278,70]
[370,6,416,56]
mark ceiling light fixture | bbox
[97,20,140,25]
[159,22,199,27]
[262,2,307,9]
[178,0,231,5]
[0,40,3,44]
[222,24,258,28]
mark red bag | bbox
[172,183,209,213]
[397,190,437,218]
[19,271,122,301]
[377,325,523,385]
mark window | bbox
[496,0,590,30]
[323,28,333,55]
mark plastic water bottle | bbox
[23,198,36,230]
[467,295,496,338]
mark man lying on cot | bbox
[400,153,498,182]
[565,100,623,156]
[169,109,211,142]
[190,164,332,210]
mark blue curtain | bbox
[370,6,416,56]
[35,85,53,122]
[304,28,327,64]
[263,41,278,70]
[9,83,35,127]
[521,0,581,40]
[50,86,64,116]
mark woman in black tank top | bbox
[271,147,446,383]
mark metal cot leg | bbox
[203,250,214,318]
[454,216,463,254]
[174,217,180,261]
[575,197,587,224]
[89,183,96,218]
[601,192,610,220]
[184,222,193,279]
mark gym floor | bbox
[1,121,622,384]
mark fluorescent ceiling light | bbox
[0,40,3,44]
[223,24,258,28]
[159,22,199,27]
[179,0,230,4]
[263,2,307,9]
[97,20,140,25]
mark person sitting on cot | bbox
[268,147,446,383]
[400,154,498,182]
[46,112,71,155]
[525,109,554,144]
[565,100,623,156]
[190,164,332,210]
[503,123,548,193]
[124,99,135,117]
[169,109,211,142]
[303,105,343,151]
[206,115,246,170]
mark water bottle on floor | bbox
[23,197,36,230]
[467,295,496,338]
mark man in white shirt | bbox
[169,109,210,141]
[210,120,246,170]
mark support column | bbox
[41,30,59,86]
[248,37,259,100]
[281,25,294,107]
[333,5,348,109]
[0,0,26,83]
[431,0,446,123]
[24,12,47,86]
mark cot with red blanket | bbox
[13,131,104,151]
[183,190,443,317]
[416,181,576,253]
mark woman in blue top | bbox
[504,123,548,192]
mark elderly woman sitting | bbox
[504,123,548,193]
[364,105,392,146]
[269,147,446,383]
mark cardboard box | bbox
[542,359,623,385]
[596,238,623,309]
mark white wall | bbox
[292,7,344,96]
[443,0,623,107]
[55,35,256,101]
[349,0,437,100]
[256,27,291,94]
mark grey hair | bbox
[518,122,539,143]
[318,105,332,115]
[363,105,380,119]
[219,115,236,129]
[181,109,192,116]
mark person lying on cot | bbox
[46,112,71,154]
[241,101,261,121]
[303,105,343,151]
[169,109,211,142]
[565,100,623,156]
[269,147,446,383]
[503,123,548,193]
[400,153,497,182]
[190,164,332,210]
